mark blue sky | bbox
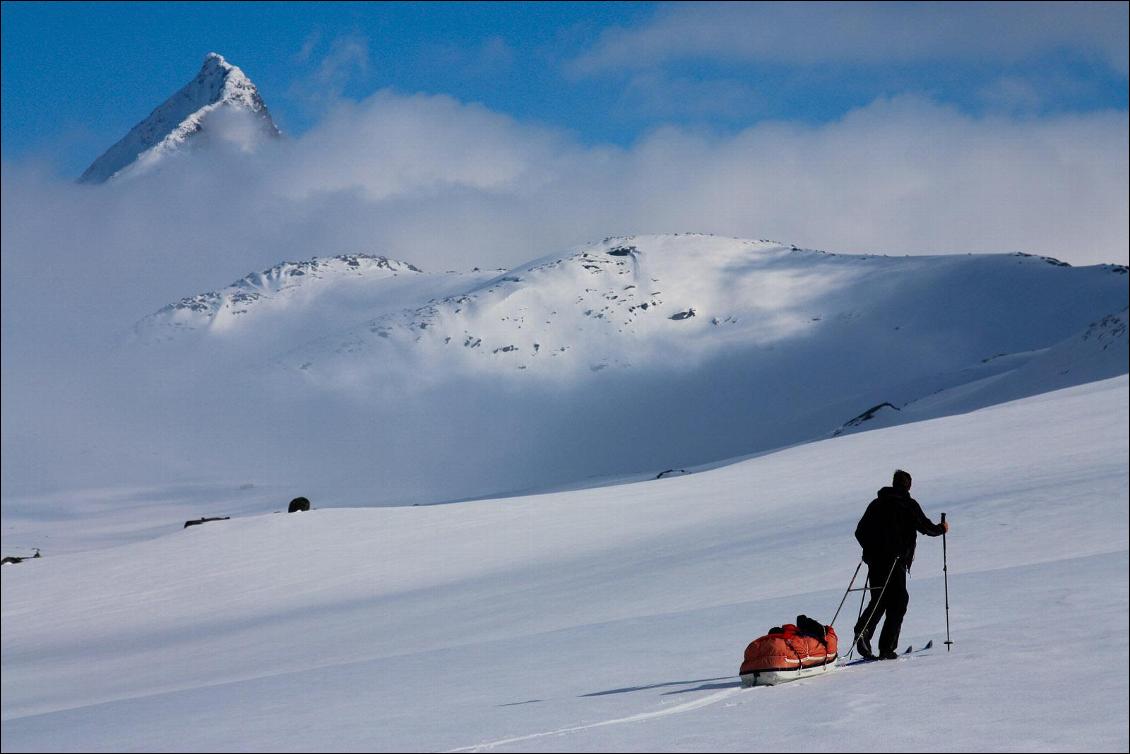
[2,1,1127,177]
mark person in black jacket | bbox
[852,470,948,660]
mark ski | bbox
[842,640,933,667]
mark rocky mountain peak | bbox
[79,53,280,184]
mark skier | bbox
[852,470,948,660]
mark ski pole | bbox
[829,561,863,627]
[942,512,953,652]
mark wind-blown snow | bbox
[2,377,1126,752]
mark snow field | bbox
[2,376,1126,751]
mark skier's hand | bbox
[942,521,950,533]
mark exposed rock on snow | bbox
[832,402,901,437]
[656,468,689,479]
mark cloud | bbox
[615,72,762,119]
[293,30,323,65]
[2,86,1127,505]
[288,33,372,110]
[977,76,1051,113]
[568,2,1130,77]
[263,90,1128,268]
[976,71,1110,114]
[270,91,570,202]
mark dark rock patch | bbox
[833,402,901,436]
[1,549,41,565]
[184,516,231,529]
[656,469,688,479]
[1011,252,1071,267]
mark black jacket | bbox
[854,487,945,570]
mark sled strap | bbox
[783,636,806,666]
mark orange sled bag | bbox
[739,615,838,687]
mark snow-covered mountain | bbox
[136,232,1127,428]
[108,234,1130,512]
[273,235,1127,382]
[78,53,279,184]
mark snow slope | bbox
[78,53,279,184]
[831,306,1130,437]
[2,376,1126,752]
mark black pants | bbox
[854,560,909,655]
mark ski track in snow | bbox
[448,647,931,752]
[446,687,746,752]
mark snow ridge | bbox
[136,254,421,340]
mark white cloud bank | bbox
[11,90,1125,294]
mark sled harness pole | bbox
[828,560,863,627]
[846,557,900,660]
[942,512,952,652]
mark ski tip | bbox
[903,645,912,654]
[924,640,934,650]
